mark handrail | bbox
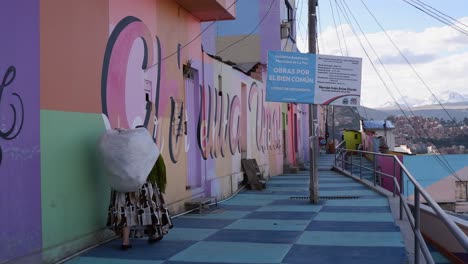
[335,140,346,150]
[334,148,468,264]
[395,157,468,250]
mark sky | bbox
[295,0,468,108]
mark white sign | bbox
[266,51,362,106]
[314,55,362,106]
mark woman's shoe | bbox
[148,236,163,244]
[120,244,132,251]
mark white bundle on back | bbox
[98,127,160,192]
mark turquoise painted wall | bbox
[403,154,468,197]
[40,111,110,261]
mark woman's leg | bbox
[121,226,131,249]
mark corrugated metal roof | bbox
[363,120,395,130]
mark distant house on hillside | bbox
[363,120,396,151]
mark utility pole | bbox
[308,0,319,204]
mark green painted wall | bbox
[344,130,361,150]
[40,111,110,258]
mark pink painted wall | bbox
[377,155,403,193]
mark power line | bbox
[402,0,468,37]
[295,0,309,52]
[413,0,468,28]
[216,0,277,56]
[338,0,463,182]
[356,0,466,179]
[340,0,462,182]
[144,0,239,71]
[361,0,467,135]
[334,0,349,56]
[328,0,344,55]
[316,3,323,53]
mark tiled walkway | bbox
[67,167,409,264]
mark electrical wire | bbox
[144,0,239,71]
[338,0,464,183]
[216,0,277,56]
[328,0,344,55]
[402,0,468,37]
[405,0,468,35]
[361,0,467,136]
[357,0,466,181]
[413,0,468,28]
[334,0,349,56]
[295,0,307,44]
[317,3,324,53]
[340,0,462,181]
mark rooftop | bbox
[363,120,395,130]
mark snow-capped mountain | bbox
[378,91,468,109]
[418,91,468,106]
[378,96,424,109]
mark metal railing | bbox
[334,143,468,264]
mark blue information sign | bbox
[266,50,316,104]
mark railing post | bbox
[334,151,337,167]
[414,188,420,264]
[393,158,396,197]
[359,151,363,180]
[400,166,404,220]
[341,150,344,170]
[373,154,377,186]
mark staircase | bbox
[317,154,335,171]
[344,155,375,182]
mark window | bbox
[456,181,468,201]
[285,0,295,40]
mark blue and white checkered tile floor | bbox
[68,169,412,264]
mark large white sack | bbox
[98,127,159,192]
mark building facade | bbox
[0,0,314,263]
[204,0,310,169]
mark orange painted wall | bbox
[40,0,109,112]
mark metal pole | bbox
[359,151,362,179]
[373,155,377,186]
[332,105,335,152]
[400,166,404,220]
[393,158,396,197]
[308,0,319,204]
[341,149,344,170]
[414,188,421,264]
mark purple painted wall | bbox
[0,0,41,262]
[260,0,280,63]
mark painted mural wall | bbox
[214,0,281,65]
[0,1,41,263]
[103,0,284,209]
[377,155,403,194]
[2,0,289,262]
[403,154,468,200]
[40,0,111,263]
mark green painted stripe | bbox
[256,205,322,212]
[179,210,250,219]
[297,231,404,247]
[225,219,310,231]
[325,198,389,207]
[41,110,109,250]
[314,212,394,222]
